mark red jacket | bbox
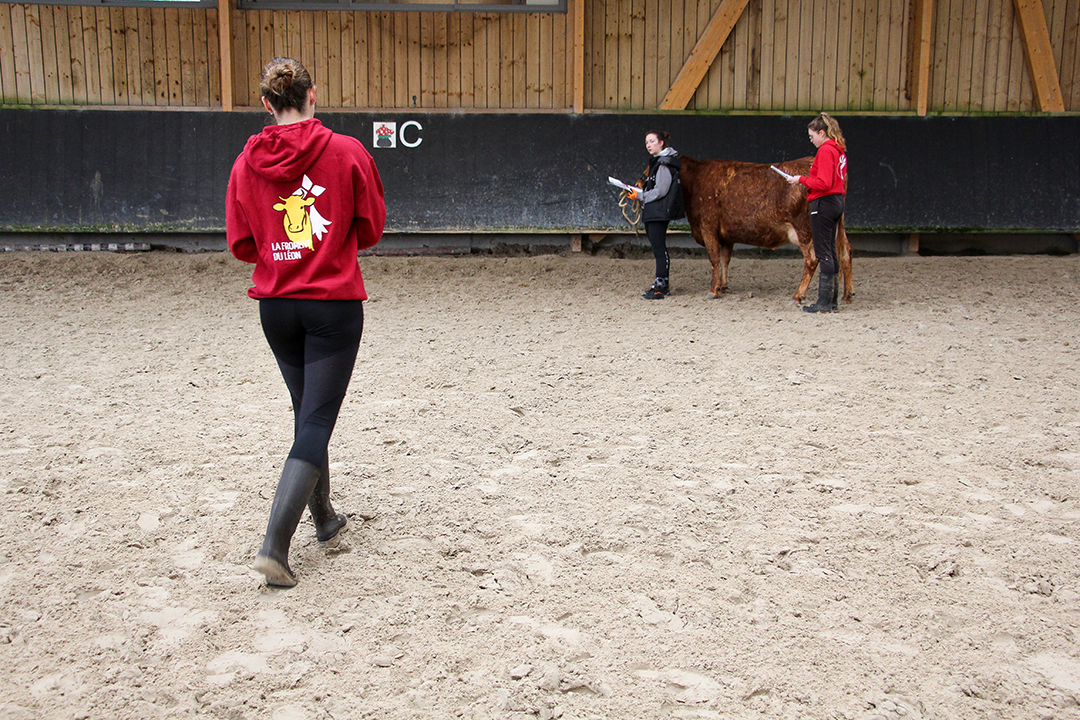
[226,119,386,300]
[799,139,847,201]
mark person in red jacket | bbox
[226,57,386,587]
[786,113,847,313]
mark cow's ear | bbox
[273,203,286,211]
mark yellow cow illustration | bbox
[273,194,317,250]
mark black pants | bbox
[645,220,670,279]
[259,298,364,467]
[809,194,845,276]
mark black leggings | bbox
[259,298,364,467]
[645,220,670,279]
[809,194,845,276]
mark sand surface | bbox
[1,250,1079,720]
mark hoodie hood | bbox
[243,118,333,183]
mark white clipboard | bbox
[770,165,796,181]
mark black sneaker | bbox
[642,279,669,300]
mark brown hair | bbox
[646,130,671,149]
[260,57,313,114]
[808,113,846,151]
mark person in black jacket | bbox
[628,131,684,300]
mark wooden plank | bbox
[619,0,632,107]
[319,12,338,107]
[205,4,220,107]
[93,8,113,104]
[833,0,852,108]
[782,0,800,109]
[968,0,989,110]
[472,14,488,108]
[955,0,976,108]
[135,8,153,104]
[909,0,933,114]
[393,12,407,107]
[121,7,140,106]
[660,0,750,109]
[984,0,1006,110]
[991,0,1013,110]
[570,0,584,110]
[338,11,354,107]
[649,0,666,108]
[9,5,32,104]
[800,0,817,109]
[880,0,902,110]
[53,6,74,105]
[1013,0,1065,109]
[300,12,314,76]
[1005,0,1028,109]
[447,13,461,108]
[416,12,429,106]
[524,12,538,107]
[554,9,568,108]
[434,12,448,108]
[497,13,511,107]
[368,12,386,109]
[405,12,418,107]
[80,7,101,104]
[190,8,208,107]
[538,13,552,108]
[0,6,13,103]
[604,0,618,107]
[111,7,129,105]
[457,14,474,107]
[757,0,775,108]
[1059,0,1078,109]
[165,9,182,104]
[513,14,527,108]
[22,5,43,104]
[179,9,196,105]
[39,6,61,105]
[65,7,86,104]
[630,0,645,108]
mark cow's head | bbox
[273,194,317,250]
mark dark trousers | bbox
[645,220,670,279]
[259,298,364,467]
[809,194,845,275]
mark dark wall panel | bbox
[1,110,1078,234]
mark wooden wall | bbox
[1,0,1078,112]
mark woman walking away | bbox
[628,130,684,300]
[786,113,847,313]
[226,57,386,587]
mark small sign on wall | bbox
[373,121,423,149]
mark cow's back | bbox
[681,156,813,247]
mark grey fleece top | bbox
[639,147,678,205]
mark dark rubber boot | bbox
[803,272,836,314]
[829,272,839,309]
[252,458,321,587]
[308,455,347,544]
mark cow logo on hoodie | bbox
[271,175,332,255]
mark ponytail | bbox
[808,113,846,151]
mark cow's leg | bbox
[792,225,817,303]
[701,230,725,297]
[836,215,853,302]
[717,243,733,294]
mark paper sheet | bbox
[608,176,637,193]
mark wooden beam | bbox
[1012,0,1064,111]
[659,0,749,110]
[572,0,584,113]
[217,0,233,110]
[910,0,933,115]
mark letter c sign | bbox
[400,121,423,148]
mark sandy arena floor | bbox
[1,250,1079,720]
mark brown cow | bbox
[679,156,852,303]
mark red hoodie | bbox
[799,138,847,201]
[226,118,386,300]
